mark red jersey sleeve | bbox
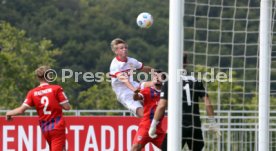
[56,86,69,105]
[23,91,34,108]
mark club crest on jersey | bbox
[137,135,143,141]
[129,63,134,69]
[160,92,164,97]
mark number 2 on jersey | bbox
[41,96,51,115]
[183,84,192,106]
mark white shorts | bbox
[118,92,143,116]
[114,81,143,116]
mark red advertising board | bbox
[0,116,167,151]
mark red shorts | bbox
[43,129,66,151]
[133,126,166,149]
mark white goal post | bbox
[259,0,272,150]
[168,0,183,151]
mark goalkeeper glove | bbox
[148,119,159,138]
[207,117,221,137]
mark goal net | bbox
[182,0,276,150]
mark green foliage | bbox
[0,0,269,111]
[0,0,169,71]
[0,0,170,109]
[0,22,60,108]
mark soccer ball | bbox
[136,12,153,28]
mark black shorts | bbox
[161,133,167,151]
[182,126,204,151]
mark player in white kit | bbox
[109,38,153,117]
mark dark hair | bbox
[183,52,188,64]
[154,69,166,80]
[183,52,188,68]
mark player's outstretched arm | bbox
[148,98,167,138]
[6,105,29,121]
[61,102,71,110]
[203,96,221,136]
[203,96,215,117]
[141,81,154,88]
[154,99,167,121]
[139,66,153,73]
[117,72,136,91]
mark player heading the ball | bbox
[109,38,153,117]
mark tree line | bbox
[0,0,272,111]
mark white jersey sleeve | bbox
[129,57,143,70]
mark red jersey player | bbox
[131,70,166,151]
[6,66,71,151]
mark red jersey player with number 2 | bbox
[6,66,71,151]
[131,69,166,151]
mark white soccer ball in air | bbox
[136,12,153,28]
